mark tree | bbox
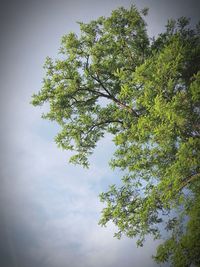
[32,5,200,266]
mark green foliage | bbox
[32,5,200,266]
[154,191,200,266]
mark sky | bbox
[0,1,199,267]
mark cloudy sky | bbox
[0,1,199,266]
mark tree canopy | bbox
[32,5,200,266]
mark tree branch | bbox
[179,172,200,191]
[84,55,139,117]
[84,119,123,136]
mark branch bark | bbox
[179,172,200,191]
[84,55,139,117]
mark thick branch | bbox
[84,55,139,117]
[95,74,139,117]
[179,172,200,191]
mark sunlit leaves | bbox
[32,5,200,266]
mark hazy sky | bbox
[0,1,199,267]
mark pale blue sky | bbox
[0,1,199,266]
